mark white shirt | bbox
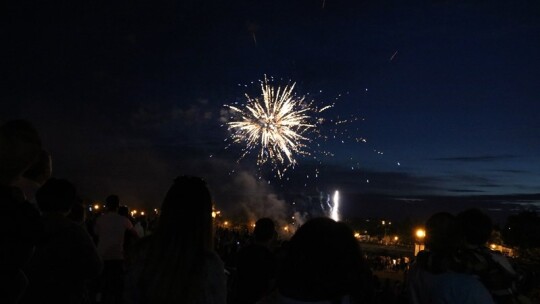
[95,212,133,260]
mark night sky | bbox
[4,0,540,222]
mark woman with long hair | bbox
[276,217,373,303]
[125,176,226,304]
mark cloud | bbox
[489,169,530,174]
[286,162,448,196]
[429,154,517,162]
[131,99,215,129]
[447,189,486,193]
[54,144,174,208]
[446,174,494,184]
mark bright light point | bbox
[416,229,426,239]
[141,211,145,216]
[354,232,360,239]
[397,162,400,166]
[330,190,340,221]
[224,221,229,226]
[94,204,100,210]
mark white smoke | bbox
[225,171,289,230]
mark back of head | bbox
[0,120,42,185]
[118,205,129,217]
[279,217,367,301]
[105,195,120,211]
[457,208,493,246]
[425,212,461,254]
[36,178,78,214]
[67,200,86,224]
[156,175,213,250]
[22,149,52,185]
[254,217,276,243]
[139,175,213,302]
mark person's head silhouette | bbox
[105,195,120,211]
[0,120,42,185]
[36,178,78,215]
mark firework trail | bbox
[225,76,329,177]
[330,190,339,221]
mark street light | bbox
[414,228,426,256]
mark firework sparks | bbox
[225,76,325,176]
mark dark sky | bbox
[4,0,540,222]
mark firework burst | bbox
[225,76,327,177]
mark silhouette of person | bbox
[13,149,52,204]
[94,195,138,304]
[234,217,278,304]
[67,198,86,226]
[456,208,528,304]
[406,212,494,304]
[0,120,43,303]
[118,205,139,251]
[277,217,373,303]
[21,178,102,304]
[124,176,226,304]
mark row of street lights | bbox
[88,203,158,217]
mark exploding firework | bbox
[225,76,328,177]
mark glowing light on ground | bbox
[330,190,340,221]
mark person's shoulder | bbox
[204,250,225,268]
[205,250,223,261]
[433,272,495,303]
[126,235,153,262]
[435,272,487,293]
[242,243,272,254]
[102,212,130,222]
[58,218,96,245]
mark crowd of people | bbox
[0,119,535,304]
